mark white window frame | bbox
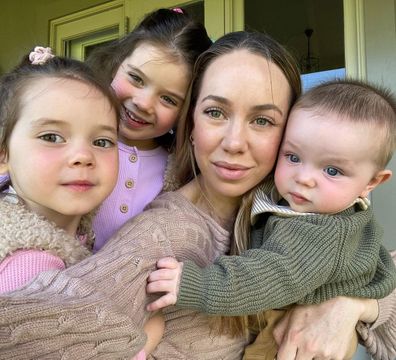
[49,0,127,58]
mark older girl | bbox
[89,8,212,251]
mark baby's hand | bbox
[146,257,183,311]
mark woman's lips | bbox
[213,161,251,181]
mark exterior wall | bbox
[0,0,105,74]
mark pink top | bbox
[93,142,168,251]
[0,249,65,293]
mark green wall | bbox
[0,0,106,74]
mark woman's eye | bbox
[254,117,271,126]
[287,154,300,163]
[39,133,64,143]
[325,167,341,177]
[161,95,177,106]
[205,108,224,119]
[93,139,115,148]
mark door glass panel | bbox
[244,0,344,90]
[67,27,119,60]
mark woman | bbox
[0,32,394,360]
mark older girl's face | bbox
[192,49,292,202]
[111,43,190,150]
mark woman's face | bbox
[192,49,292,202]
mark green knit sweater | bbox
[177,204,396,315]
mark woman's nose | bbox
[222,120,247,154]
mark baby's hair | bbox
[294,79,396,168]
[86,7,212,150]
[0,48,119,191]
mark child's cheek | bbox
[26,150,61,187]
[274,161,288,193]
[111,78,127,100]
[104,150,119,188]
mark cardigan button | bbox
[120,204,128,213]
[125,179,134,189]
[129,154,138,163]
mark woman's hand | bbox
[273,296,377,360]
[146,257,183,311]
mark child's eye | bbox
[205,108,224,119]
[93,138,115,148]
[324,166,342,177]
[161,95,177,106]
[287,153,300,163]
[39,133,64,143]
[129,73,143,86]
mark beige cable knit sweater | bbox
[0,192,394,359]
[0,192,247,359]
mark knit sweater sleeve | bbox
[177,209,396,315]
[356,251,396,360]
[0,249,65,294]
[177,213,346,315]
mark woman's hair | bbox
[174,31,302,337]
[86,8,212,150]
[294,78,396,169]
[0,50,119,191]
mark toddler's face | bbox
[111,43,190,149]
[4,78,118,232]
[275,108,384,213]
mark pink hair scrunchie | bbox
[172,8,184,14]
[29,46,55,65]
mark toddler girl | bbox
[0,46,119,293]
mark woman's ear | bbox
[0,150,8,174]
[360,169,392,197]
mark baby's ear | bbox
[360,169,392,197]
[0,150,8,174]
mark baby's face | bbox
[274,108,381,213]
